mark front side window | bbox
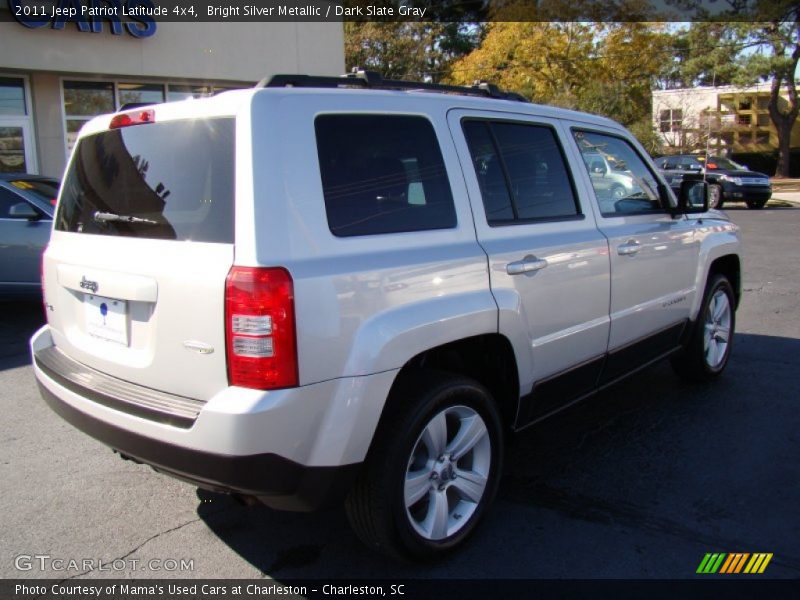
[462,120,579,224]
[315,115,456,237]
[574,130,664,216]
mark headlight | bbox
[720,175,742,185]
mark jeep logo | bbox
[79,276,98,294]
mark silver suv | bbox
[31,71,741,560]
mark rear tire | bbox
[746,198,768,209]
[671,274,735,381]
[345,370,504,561]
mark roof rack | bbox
[256,68,530,103]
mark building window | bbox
[659,109,682,133]
[719,132,734,148]
[63,80,246,156]
[0,77,27,115]
[166,84,238,102]
[739,132,753,144]
[0,76,35,173]
[118,83,165,107]
[738,114,751,126]
[739,98,752,110]
[755,131,770,145]
[757,97,770,110]
[63,81,115,153]
[757,113,770,127]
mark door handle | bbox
[617,240,641,256]
[506,255,548,275]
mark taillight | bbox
[225,267,298,390]
[109,109,155,129]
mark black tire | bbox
[746,198,768,210]
[708,184,724,209]
[345,370,504,561]
[610,184,626,199]
[671,274,735,381]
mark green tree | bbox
[445,21,673,150]
[344,23,484,82]
[675,1,800,176]
[735,17,800,176]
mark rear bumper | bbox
[31,326,396,510]
[37,381,358,510]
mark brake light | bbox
[109,109,155,129]
[225,267,298,390]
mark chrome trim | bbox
[34,346,204,427]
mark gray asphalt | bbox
[2,205,799,580]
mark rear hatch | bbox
[44,112,236,401]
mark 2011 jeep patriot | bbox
[31,70,741,560]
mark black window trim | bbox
[314,112,459,239]
[461,117,584,227]
[571,126,672,219]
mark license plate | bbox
[84,294,128,346]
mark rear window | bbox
[56,118,234,243]
[315,114,456,237]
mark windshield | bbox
[56,118,234,243]
[702,156,744,171]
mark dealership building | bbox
[0,10,345,177]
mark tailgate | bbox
[44,116,236,401]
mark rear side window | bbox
[462,120,579,224]
[315,114,456,237]
[57,118,234,243]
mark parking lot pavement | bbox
[2,206,799,580]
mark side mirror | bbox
[8,202,41,221]
[677,179,709,214]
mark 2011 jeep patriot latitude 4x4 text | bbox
[32,72,740,560]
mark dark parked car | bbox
[654,154,771,210]
[0,174,57,296]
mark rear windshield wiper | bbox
[93,211,158,225]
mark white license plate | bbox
[84,294,128,346]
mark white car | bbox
[32,71,740,560]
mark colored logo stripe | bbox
[697,553,726,573]
[744,553,773,574]
[697,552,773,574]
[719,553,749,573]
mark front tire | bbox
[345,371,504,561]
[671,274,735,381]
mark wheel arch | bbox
[377,334,520,438]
